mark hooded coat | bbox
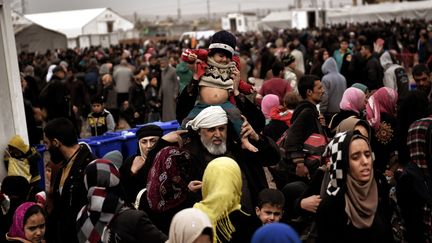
[319,57,347,116]
[379,52,409,98]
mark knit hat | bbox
[103,150,123,169]
[351,83,369,94]
[83,159,121,191]
[209,30,236,58]
[8,135,29,154]
[282,54,296,66]
[136,124,163,140]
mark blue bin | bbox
[122,131,138,159]
[35,144,46,190]
[137,120,180,135]
[81,133,123,158]
[104,130,138,159]
[153,120,180,135]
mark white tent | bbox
[11,11,67,53]
[327,0,432,24]
[25,8,134,48]
[260,11,292,30]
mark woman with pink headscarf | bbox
[6,202,46,243]
[328,87,367,135]
[261,94,280,122]
[366,87,399,174]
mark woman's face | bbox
[24,212,45,243]
[323,51,329,61]
[349,138,373,183]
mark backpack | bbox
[269,129,293,188]
[303,133,328,174]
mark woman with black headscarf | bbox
[316,131,393,243]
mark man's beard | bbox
[201,136,227,156]
[48,147,65,164]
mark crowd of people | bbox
[1,17,432,242]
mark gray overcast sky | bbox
[25,0,294,16]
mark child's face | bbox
[92,103,104,113]
[213,52,230,64]
[24,212,45,243]
[150,77,158,87]
[255,204,283,224]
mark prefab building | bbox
[221,13,259,33]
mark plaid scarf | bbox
[407,117,432,239]
[407,117,432,174]
[76,159,124,243]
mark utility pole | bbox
[177,0,181,21]
[21,0,26,14]
[207,0,210,21]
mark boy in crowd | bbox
[255,188,285,224]
[87,95,115,136]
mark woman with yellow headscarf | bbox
[193,157,260,243]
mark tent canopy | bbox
[328,0,432,24]
[25,8,106,38]
[260,11,292,30]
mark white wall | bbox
[79,35,90,48]
[83,9,133,36]
[0,0,29,181]
[67,38,77,49]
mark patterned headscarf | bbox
[76,159,124,243]
[366,87,398,130]
[167,208,213,243]
[251,223,301,243]
[8,202,37,239]
[324,131,378,228]
[325,131,373,196]
[193,157,244,243]
[146,146,191,213]
[339,87,366,114]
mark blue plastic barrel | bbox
[80,133,123,158]
[136,120,180,135]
